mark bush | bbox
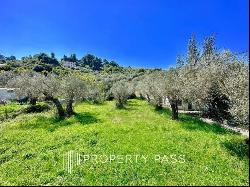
[33,64,53,72]
[33,65,45,72]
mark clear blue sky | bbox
[0,0,249,68]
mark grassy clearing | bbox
[0,99,248,186]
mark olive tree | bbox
[180,35,230,121]
[110,80,132,108]
[182,48,249,126]
[134,71,166,109]
[37,74,66,116]
[98,72,128,100]
[147,71,166,110]
[36,74,66,117]
[138,70,183,120]
[8,72,42,105]
[8,73,64,116]
[218,54,249,126]
[163,68,184,120]
[136,73,156,103]
[0,71,15,87]
[8,73,88,118]
[86,82,105,104]
[61,75,87,116]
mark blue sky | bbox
[0,0,249,68]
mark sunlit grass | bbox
[0,103,28,121]
[0,103,26,115]
[0,99,248,185]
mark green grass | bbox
[0,103,28,121]
[0,103,26,115]
[0,99,249,186]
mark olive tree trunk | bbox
[170,100,179,120]
[30,98,37,105]
[46,97,65,118]
[44,95,65,118]
[51,98,65,118]
[66,99,75,117]
[146,94,151,102]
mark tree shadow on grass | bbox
[83,100,106,106]
[121,106,136,111]
[221,139,249,159]
[154,107,235,136]
[154,107,172,116]
[74,112,100,124]
[178,115,235,135]
[115,104,135,111]
[19,112,100,132]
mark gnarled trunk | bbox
[30,98,37,106]
[155,105,163,110]
[66,99,74,117]
[51,98,65,118]
[146,94,150,102]
[44,94,65,118]
[170,100,179,120]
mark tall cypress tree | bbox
[203,35,216,57]
[176,55,185,68]
[187,33,200,67]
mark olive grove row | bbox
[113,35,249,126]
[0,35,248,127]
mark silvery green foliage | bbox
[60,75,88,116]
[149,72,166,108]
[182,50,249,126]
[180,51,224,107]
[61,75,87,102]
[98,71,145,100]
[136,69,184,119]
[86,83,105,103]
[164,68,184,104]
[8,72,44,100]
[38,74,61,100]
[0,71,15,87]
[140,71,166,108]
[110,80,132,108]
[180,34,219,107]
[133,74,149,100]
[130,76,146,99]
[187,33,200,66]
[8,73,88,117]
[10,73,87,103]
[218,54,249,126]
